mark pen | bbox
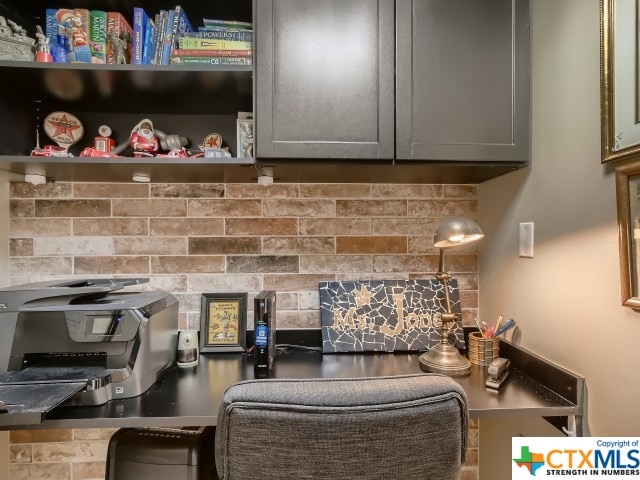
[494,318,516,337]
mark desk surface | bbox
[5,348,583,431]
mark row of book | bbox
[42,6,252,66]
[170,17,253,66]
[44,9,133,64]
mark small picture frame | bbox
[199,293,247,352]
[236,112,254,158]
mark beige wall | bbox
[479,0,640,441]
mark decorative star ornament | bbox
[43,111,84,149]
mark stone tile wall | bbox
[7,181,479,480]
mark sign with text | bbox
[319,280,464,353]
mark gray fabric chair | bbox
[214,374,468,480]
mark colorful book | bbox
[89,10,108,63]
[185,29,253,42]
[45,9,59,44]
[148,12,162,65]
[202,18,252,30]
[172,48,252,57]
[72,8,92,62]
[170,56,252,66]
[178,38,252,51]
[152,10,168,65]
[106,11,133,64]
[132,7,150,64]
[162,5,193,65]
[73,8,90,45]
[141,14,155,64]
[159,9,175,65]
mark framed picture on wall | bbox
[199,293,247,352]
[601,0,640,162]
[615,160,640,308]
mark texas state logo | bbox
[513,437,640,479]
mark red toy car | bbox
[30,145,71,157]
[79,147,122,158]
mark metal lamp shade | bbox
[434,217,484,249]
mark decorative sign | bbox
[320,280,464,353]
[43,111,84,149]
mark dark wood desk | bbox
[3,341,584,435]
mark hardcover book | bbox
[148,12,162,65]
[45,9,59,44]
[162,5,193,65]
[178,38,251,51]
[170,56,252,66]
[106,11,133,64]
[172,48,252,57]
[159,8,175,65]
[185,29,253,42]
[152,10,168,65]
[202,18,252,30]
[89,10,107,63]
[141,14,155,64]
[132,7,150,64]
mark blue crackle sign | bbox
[319,280,464,353]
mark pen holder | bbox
[468,332,500,366]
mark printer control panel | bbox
[65,311,141,342]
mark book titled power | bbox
[170,56,252,66]
[185,29,253,42]
[172,48,252,57]
[178,37,251,50]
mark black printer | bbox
[0,278,179,426]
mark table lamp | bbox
[419,217,484,377]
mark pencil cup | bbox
[468,332,500,366]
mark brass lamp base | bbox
[419,343,471,377]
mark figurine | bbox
[51,34,70,63]
[35,26,52,62]
[155,130,188,152]
[6,18,27,37]
[0,16,36,61]
[105,28,130,64]
[94,125,115,153]
[129,119,159,157]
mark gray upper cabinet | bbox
[396,0,530,162]
[255,0,395,159]
[256,0,530,164]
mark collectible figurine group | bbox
[30,111,218,159]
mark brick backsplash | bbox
[7,181,479,480]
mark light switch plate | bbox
[519,222,534,258]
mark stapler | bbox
[485,357,510,390]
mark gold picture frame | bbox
[199,293,247,352]
[615,160,640,308]
[601,0,640,162]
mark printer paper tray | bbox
[0,382,86,426]
[0,365,110,426]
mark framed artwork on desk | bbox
[615,160,640,308]
[199,293,247,352]
[601,0,640,162]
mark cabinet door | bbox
[255,0,395,159]
[396,0,530,162]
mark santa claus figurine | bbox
[129,119,159,157]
